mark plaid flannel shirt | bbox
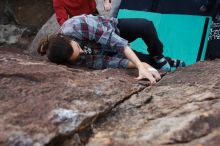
[60,14,129,69]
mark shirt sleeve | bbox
[75,54,129,69]
[109,31,129,53]
[107,56,130,69]
[96,28,129,54]
[53,0,68,25]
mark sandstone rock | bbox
[0,25,25,45]
[1,49,220,146]
[0,24,38,52]
[0,0,53,52]
[0,50,144,146]
[4,0,53,26]
[87,60,220,146]
[28,14,59,56]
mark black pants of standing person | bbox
[117,18,164,67]
[200,0,220,20]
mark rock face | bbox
[0,50,144,146]
[0,0,54,52]
[0,49,220,146]
[0,0,53,26]
[28,14,59,55]
[0,25,37,49]
[88,61,220,146]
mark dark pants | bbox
[117,18,163,57]
[203,0,220,17]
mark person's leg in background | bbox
[214,0,220,21]
[117,18,185,71]
[96,0,121,17]
[133,51,185,71]
[200,0,220,21]
[109,0,121,17]
[96,0,107,16]
[117,18,170,71]
[200,0,217,13]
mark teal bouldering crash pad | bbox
[118,9,212,65]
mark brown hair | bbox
[37,34,74,64]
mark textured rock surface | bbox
[87,60,220,146]
[0,25,37,49]
[1,1,220,145]
[0,0,53,26]
[0,0,54,52]
[0,49,220,146]
[0,50,144,146]
[28,14,59,56]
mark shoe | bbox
[153,56,171,71]
[165,57,186,68]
